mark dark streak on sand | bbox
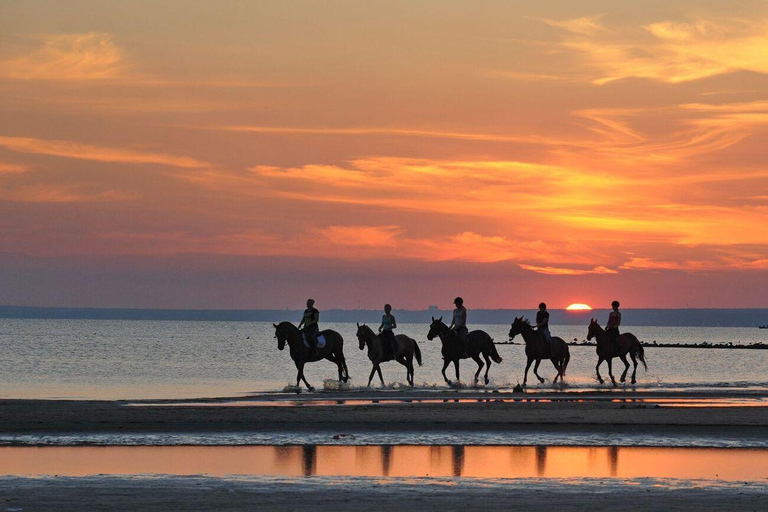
[2,390,768,438]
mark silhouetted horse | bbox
[508,317,570,386]
[427,317,502,387]
[356,323,423,387]
[587,319,647,386]
[273,321,349,391]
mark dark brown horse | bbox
[587,319,647,386]
[508,317,570,386]
[356,323,423,387]
[427,317,502,387]
[273,321,349,391]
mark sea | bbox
[1,319,767,400]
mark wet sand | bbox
[2,389,768,436]
[2,476,766,512]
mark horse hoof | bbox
[485,378,490,385]
[308,387,315,392]
[631,379,636,385]
[538,378,545,384]
[598,379,604,385]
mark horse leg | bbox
[596,358,604,385]
[442,358,451,385]
[367,364,377,387]
[454,359,460,383]
[629,351,638,384]
[523,357,533,387]
[607,358,617,387]
[326,353,345,383]
[471,355,484,387]
[483,353,492,385]
[533,359,545,384]
[376,364,385,387]
[405,354,414,387]
[619,355,630,383]
[551,359,560,383]
[296,362,313,391]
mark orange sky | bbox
[1,1,768,309]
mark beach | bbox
[2,389,768,510]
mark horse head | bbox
[356,322,373,350]
[586,318,602,341]
[427,316,444,340]
[508,316,524,340]
[273,321,294,351]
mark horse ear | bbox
[438,316,443,322]
[273,323,278,328]
[431,316,435,321]
[356,322,360,327]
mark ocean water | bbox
[0,319,767,399]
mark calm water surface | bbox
[1,445,767,482]
[1,319,767,399]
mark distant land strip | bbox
[1,305,768,327]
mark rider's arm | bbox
[460,308,467,327]
[298,313,305,329]
[615,311,621,327]
[391,315,397,329]
[378,315,385,332]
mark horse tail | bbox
[413,340,423,366]
[637,342,648,370]
[490,341,503,364]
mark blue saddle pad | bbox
[303,333,326,349]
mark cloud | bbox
[519,264,618,276]
[0,184,130,203]
[321,225,402,247]
[0,135,209,168]
[0,162,28,174]
[1,33,125,81]
[540,15,607,36]
[543,17,768,84]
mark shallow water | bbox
[1,319,767,399]
[1,445,766,482]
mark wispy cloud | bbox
[519,264,618,276]
[0,135,209,168]
[1,33,125,81]
[0,162,28,174]
[543,17,768,84]
[0,184,130,203]
[540,15,607,36]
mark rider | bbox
[298,299,320,356]
[378,304,398,357]
[536,302,554,347]
[606,300,621,352]
[448,297,468,356]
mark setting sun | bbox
[566,303,593,311]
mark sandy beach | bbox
[2,389,768,436]
[2,475,767,512]
[2,389,767,510]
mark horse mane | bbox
[520,317,532,326]
[357,323,375,336]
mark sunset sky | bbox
[2,0,768,309]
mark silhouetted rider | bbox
[378,303,398,357]
[449,297,468,356]
[606,300,621,353]
[298,299,320,356]
[536,302,554,346]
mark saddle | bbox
[302,333,327,349]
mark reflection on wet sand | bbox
[0,445,766,482]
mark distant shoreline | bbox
[1,305,768,327]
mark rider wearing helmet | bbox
[298,299,320,355]
[378,303,399,357]
[606,300,621,352]
[536,302,554,346]
[448,297,468,355]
